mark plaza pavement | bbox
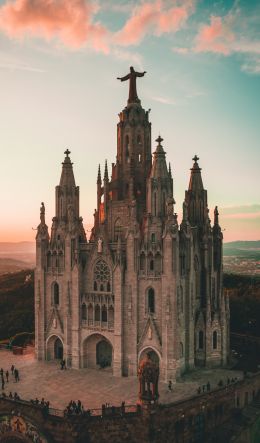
[0,349,243,411]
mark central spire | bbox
[117,66,146,104]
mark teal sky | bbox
[0,0,259,242]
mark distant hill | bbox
[0,258,33,275]
[0,242,35,273]
[223,240,260,259]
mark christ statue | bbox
[117,66,146,104]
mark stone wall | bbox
[0,373,259,443]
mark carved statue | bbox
[117,66,146,103]
[97,237,103,253]
[138,353,159,403]
[40,202,45,224]
[183,200,188,222]
[166,197,174,217]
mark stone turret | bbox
[147,135,173,217]
[185,155,208,227]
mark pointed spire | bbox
[59,149,76,187]
[104,160,109,182]
[188,155,204,191]
[97,164,101,184]
[214,206,219,225]
[169,162,172,178]
[150,135,168,178]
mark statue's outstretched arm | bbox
[136,71,147,77]
[117,73,130,82]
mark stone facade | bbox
[35,71,229,381]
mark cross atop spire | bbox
[64,148,71,157]
[156,135,163,146]
[192,154,199,163]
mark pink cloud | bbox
[115,0,195,46]
[0,0,110,53]
[195,15,234,55]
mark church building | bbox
[35,68,229,381]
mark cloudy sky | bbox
[0,0,259,242]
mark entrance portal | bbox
[96,340,112,368]
[139,348,160,367]
[54,337,63,359]
[46,335,64,360]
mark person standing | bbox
[1,377,5,390]
[5,370,9,382]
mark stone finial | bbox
[40,202,45,224]
[214,206,219,225]
[97,164,101,184]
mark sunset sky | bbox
[0,0,259,242]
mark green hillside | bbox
[0,270,34,340]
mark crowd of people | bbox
[197,377,239,394]
[64,399,89,416]
[1,365,20,390]
[30,397,50,413]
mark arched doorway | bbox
[54,337,63,359]
[139,347,160,367]
[46,335,64,360]
[82,334,113,369]
[96,340,112,367]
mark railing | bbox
[0,395,140,419]
[81,319,114,331]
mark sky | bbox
[0,0,259,243]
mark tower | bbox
[35,68,229,379]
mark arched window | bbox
[150,259,154,271]
[107,282,111,292]
[153,193,157,216]
[199,331,204,349]
[94,260,111,292]
[155,253,161,274]
[194,256,200,299]
[101,305,107,322]
[114,218,122,241]
[95,305,100,321]
[47,252,51,268]
[82,303,87,320]
[148,288,155,313]
[162,192,166,216]
[53,282,59,305]
[125,135,129,161]
[180,342,184,358]
[151,233,156,243]
[108,306,114,326]
[140,253,145,271]
[213,331,217,349]
[88,304,93,323]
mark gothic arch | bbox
[138,346,161,366]
[46,334,64,361]
[114,217,122,241]
[52,282,59,306]
[82,303,87,320]
[93,259,111,292]
[82,333,114,369]
[146,287,155,314]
